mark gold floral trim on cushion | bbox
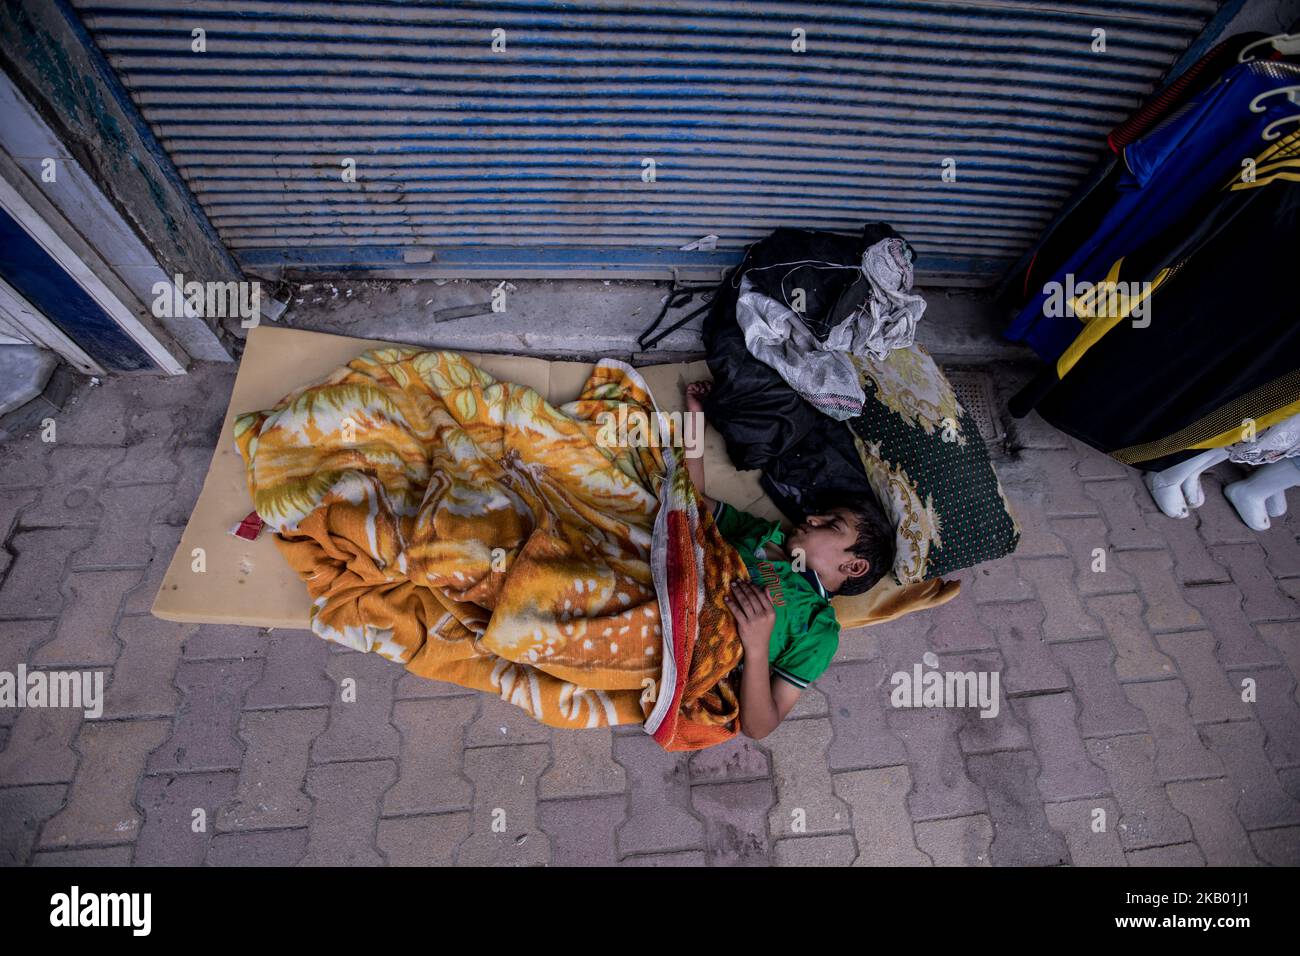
[996,478,1023,541]
[855,436,943,583]
[852,345,966,445]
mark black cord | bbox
[636,280,717,350]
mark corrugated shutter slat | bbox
[72,0,1219,283]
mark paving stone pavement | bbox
[1,364,1299,867]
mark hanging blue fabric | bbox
[1006,59,1300,363]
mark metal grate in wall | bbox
[945,365,1005,445]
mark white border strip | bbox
[0,173,184,374]
[0,276,103,375]
[592,357,680,735]
[642,452,680,737]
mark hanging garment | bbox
[1015,125,1300,472]
[1002,33,1267,314]
[1005,59,1300,364]
[1106,32,1270,153]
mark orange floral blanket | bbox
[233,347,747,749]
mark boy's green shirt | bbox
[713,501,840,689]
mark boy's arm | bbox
[738,661,802,739]
[726,581,800,738]
[684,450,715,513]
[683,382,716,512]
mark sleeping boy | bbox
[683,381,895,739]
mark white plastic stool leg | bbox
[1143,449,1230,518]
[1224,460,1300,531]
[1266,491,1288,518]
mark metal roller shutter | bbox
[71,0,1223,284]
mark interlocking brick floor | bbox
[1,362,1298,866]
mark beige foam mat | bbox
[151,325,776,626]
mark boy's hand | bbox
[725,580,775,655]
[685,380,712,415]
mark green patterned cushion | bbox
[849,345,1020,582]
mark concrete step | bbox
[272,278,1032,366]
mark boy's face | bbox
[787,507,869,584]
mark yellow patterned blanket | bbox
[233,348,747,749]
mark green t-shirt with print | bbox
[713,501,840,689]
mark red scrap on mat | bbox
[230,511,264,541]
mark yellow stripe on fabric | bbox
[1233,166,1300,189]
[1188,396,1300,451]
[1110,370,1300,465]
[1053,259,1170,380]
[1050,132,1300,384]
[1227,128,1300,191]
[1246,155,1300,178]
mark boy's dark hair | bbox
[836,498,895,596]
